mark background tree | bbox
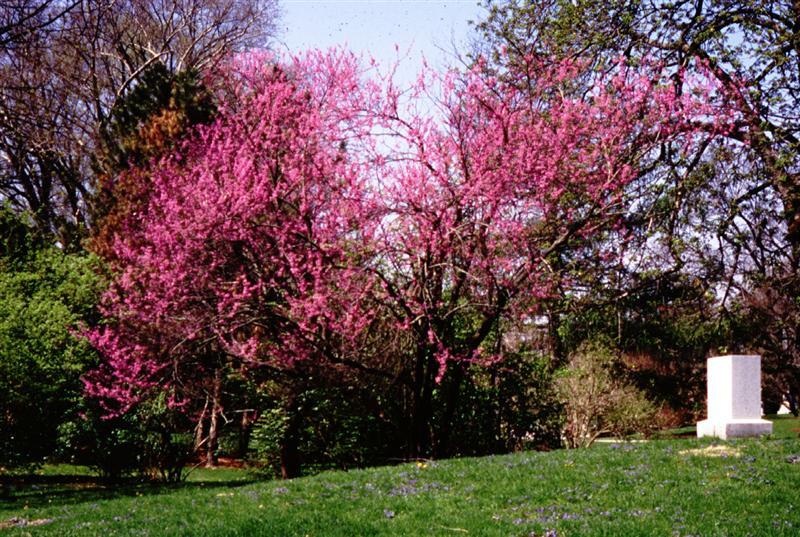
[0,0,78,49]
[0,0,279,247]
[474,0,800,413]
[89,63,216,262]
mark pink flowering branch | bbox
[83,47,736,458]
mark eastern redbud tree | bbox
[84,50,382,471]
[85,49,733,464]
[366,55,732,456]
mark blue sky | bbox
[278,1,487,85]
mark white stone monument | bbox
[697,355,773,439]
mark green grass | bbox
[768,414,800,439]
[652,414,800,441]
[2,419,799,536]
[653,413,800,441]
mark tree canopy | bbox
[83,47,733,461]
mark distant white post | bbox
[697,355,773,439]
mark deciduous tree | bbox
[0,0,279,247]
[475,0,800,408]
[85,48,732,467]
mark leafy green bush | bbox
[135,396,195,482]
[248,406,290,475]
[56,406,144,480]
[58,396,194,482]
[0,208,103,469]
[555,340,657,448]
[249,384,397,477]
[436,352,563,456]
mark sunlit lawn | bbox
[1,416,799,536]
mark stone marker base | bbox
[696,418,773,440]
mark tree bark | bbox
[434,363,464,458]
[194,396,209,453]
[238,409,254,458]
[280,394,302,479]
[205,369,222,468]
[409,341,434,459]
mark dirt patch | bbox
[187,456,248,469]
[0,517,54,529]
[678,445,742,458]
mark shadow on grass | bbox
[0,473,262,511]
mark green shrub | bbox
[248,384,397,477]
[437,352,563,456]
[555,340,657,448]
[57,396,193,482]
[248,406,289,475]
[135,396,194,482]
[0,208,103,469]
[56,405,144,480]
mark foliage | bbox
[0,206,191,479]
[366,51,728,457]
[249,383,396,477]
[101,63,216,174]
[84,50,377,418]
[555,340,657,448]
[740,273,800,416]
[0,0,280,248]
[90,63,217,263]
[248,407,288,475]
[134,397,195,482]
[474,0,800,415]
[433,352,563,456]
[556,274,754,422]
[84,47,729,469]
[55,407,144,481]
[0,208,102,469]
[57,396,194,482]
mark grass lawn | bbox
[652,414,800,441]
[1,417,799,536]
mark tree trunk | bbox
[206,369,222,468]
[409,341,434,459]
[194,396,209,453]
[547,309,565,365]
[238,409,254,458]
[434,363,464,458]
[492,366,504,453]
[280,394,302,479]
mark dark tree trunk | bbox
[434,363,465,458]
[492,366,504,453]
[280,394,302,479]
[547,309,565,365]
[238,409,254,458]
[409,340,435,459]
